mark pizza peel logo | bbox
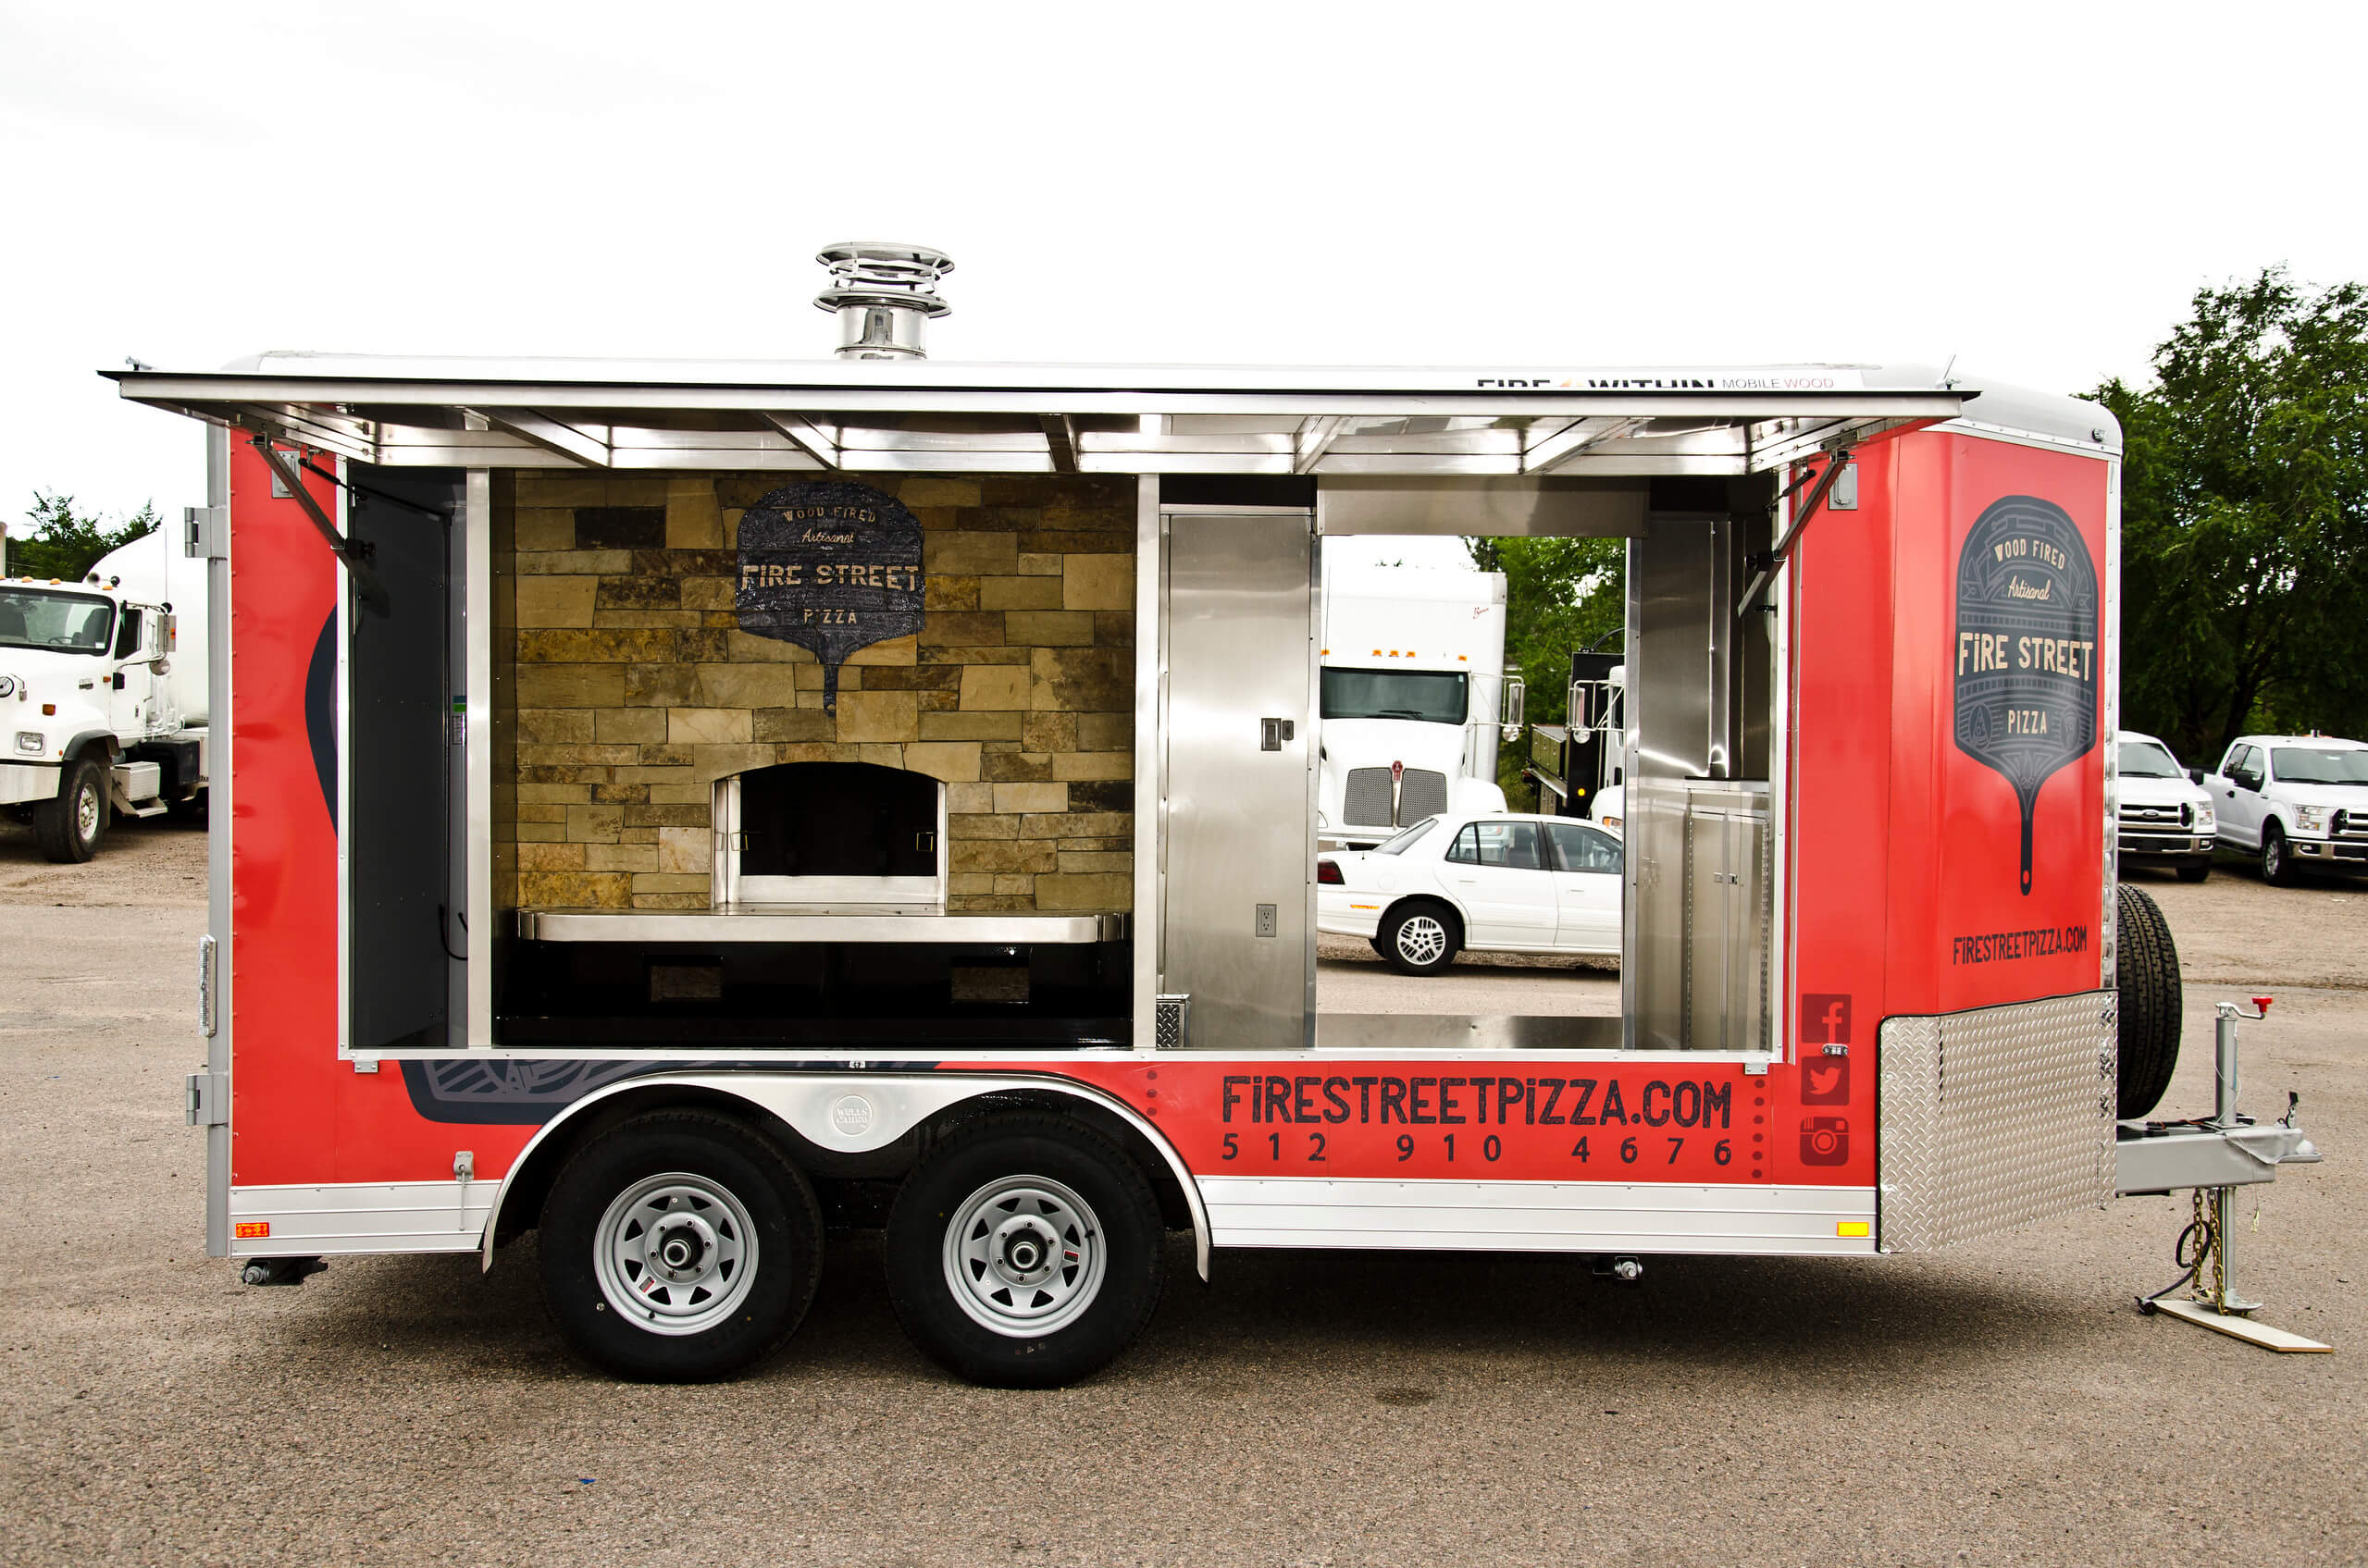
[1953,496,2099,895]
[736,482,925,712]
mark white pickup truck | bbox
[2114,729,2216,881]
[2204,733,2368,885]
[0,528,209,860]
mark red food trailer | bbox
[120,246,2319,1383]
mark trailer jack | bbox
[2136,999,2330,1353]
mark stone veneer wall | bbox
[499,472,1134,914]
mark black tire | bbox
[31,757,106,863]
[2261,825,2297,886]
[2115,883,2182,1119]
[1379,899,1460,977]
[2176,861,2211,883]
[885,1114,1164,1388]
[538,1110,823,1382]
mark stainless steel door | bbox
[1680,782,1769,1053]
[1161,510,1316,1051]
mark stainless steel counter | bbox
[515,907,1128,945]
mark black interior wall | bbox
[346,464,465,1049]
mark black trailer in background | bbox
[1524,648,1620,818]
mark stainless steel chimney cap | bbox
[814,241,953,359]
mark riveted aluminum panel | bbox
[1877,990,2116,1252]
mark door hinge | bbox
[185,1069,229,1126]
[184,505,228,561]
[197,933,218,1037]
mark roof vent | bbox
[813,241,952,360]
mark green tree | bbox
[8,493,161,583]
[1466,534,1626,798]
[1465,534,1625,726]
[2100,269,2368,762]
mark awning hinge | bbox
[1735,444,1855,618]
[244,430,374,570]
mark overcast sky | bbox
[3,1,2363,530]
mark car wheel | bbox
[884,1114,1164,1389]
[31,757,107,864]
[2176,861,2210,883]
[1379,901,1459,976]
[538,1109,823,1382]
[2262,825,2297,886]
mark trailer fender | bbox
[477,1070,1212,1282]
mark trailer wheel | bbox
[2115,883,2182,1119]
[538,1110,822,1382]
[1379,900,1459,976]
[885,1114,1163,1388]
[31,757,107,863]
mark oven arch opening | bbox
[713,760,948,907]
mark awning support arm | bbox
[247,430,371,569]
[1734,443,1852,618]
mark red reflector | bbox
[1317,859,1345,884]
[234,1221,270,1240]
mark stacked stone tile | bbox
[500,473,1133,914]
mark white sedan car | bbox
[1317,810,1622,976]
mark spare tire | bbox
[2115,883,2182,1118]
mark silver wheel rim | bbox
[1395,914,1449,967]
[941,1174,1105,1339]
[75,781,99,843]
[2265,838,2282,877]
[592,1171,760,1336]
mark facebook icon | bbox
[1802,994,1852,1045]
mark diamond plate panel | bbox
[1878,990,2116,1252]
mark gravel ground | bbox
[1,829,2362,1566]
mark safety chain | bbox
[2193,1187,2224,1311]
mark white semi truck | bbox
[1316,563,1521,849]
[0,525,210,860]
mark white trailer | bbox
[1317,564,1521,849]
[0,525,210,859]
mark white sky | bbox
[2,1,2363,528]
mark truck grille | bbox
[1343,766,1450,828]
[1343,768,1395,826]
[2115,799,2207,854]
[1399,769,1447,821]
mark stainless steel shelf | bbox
[514,906,1127,945]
